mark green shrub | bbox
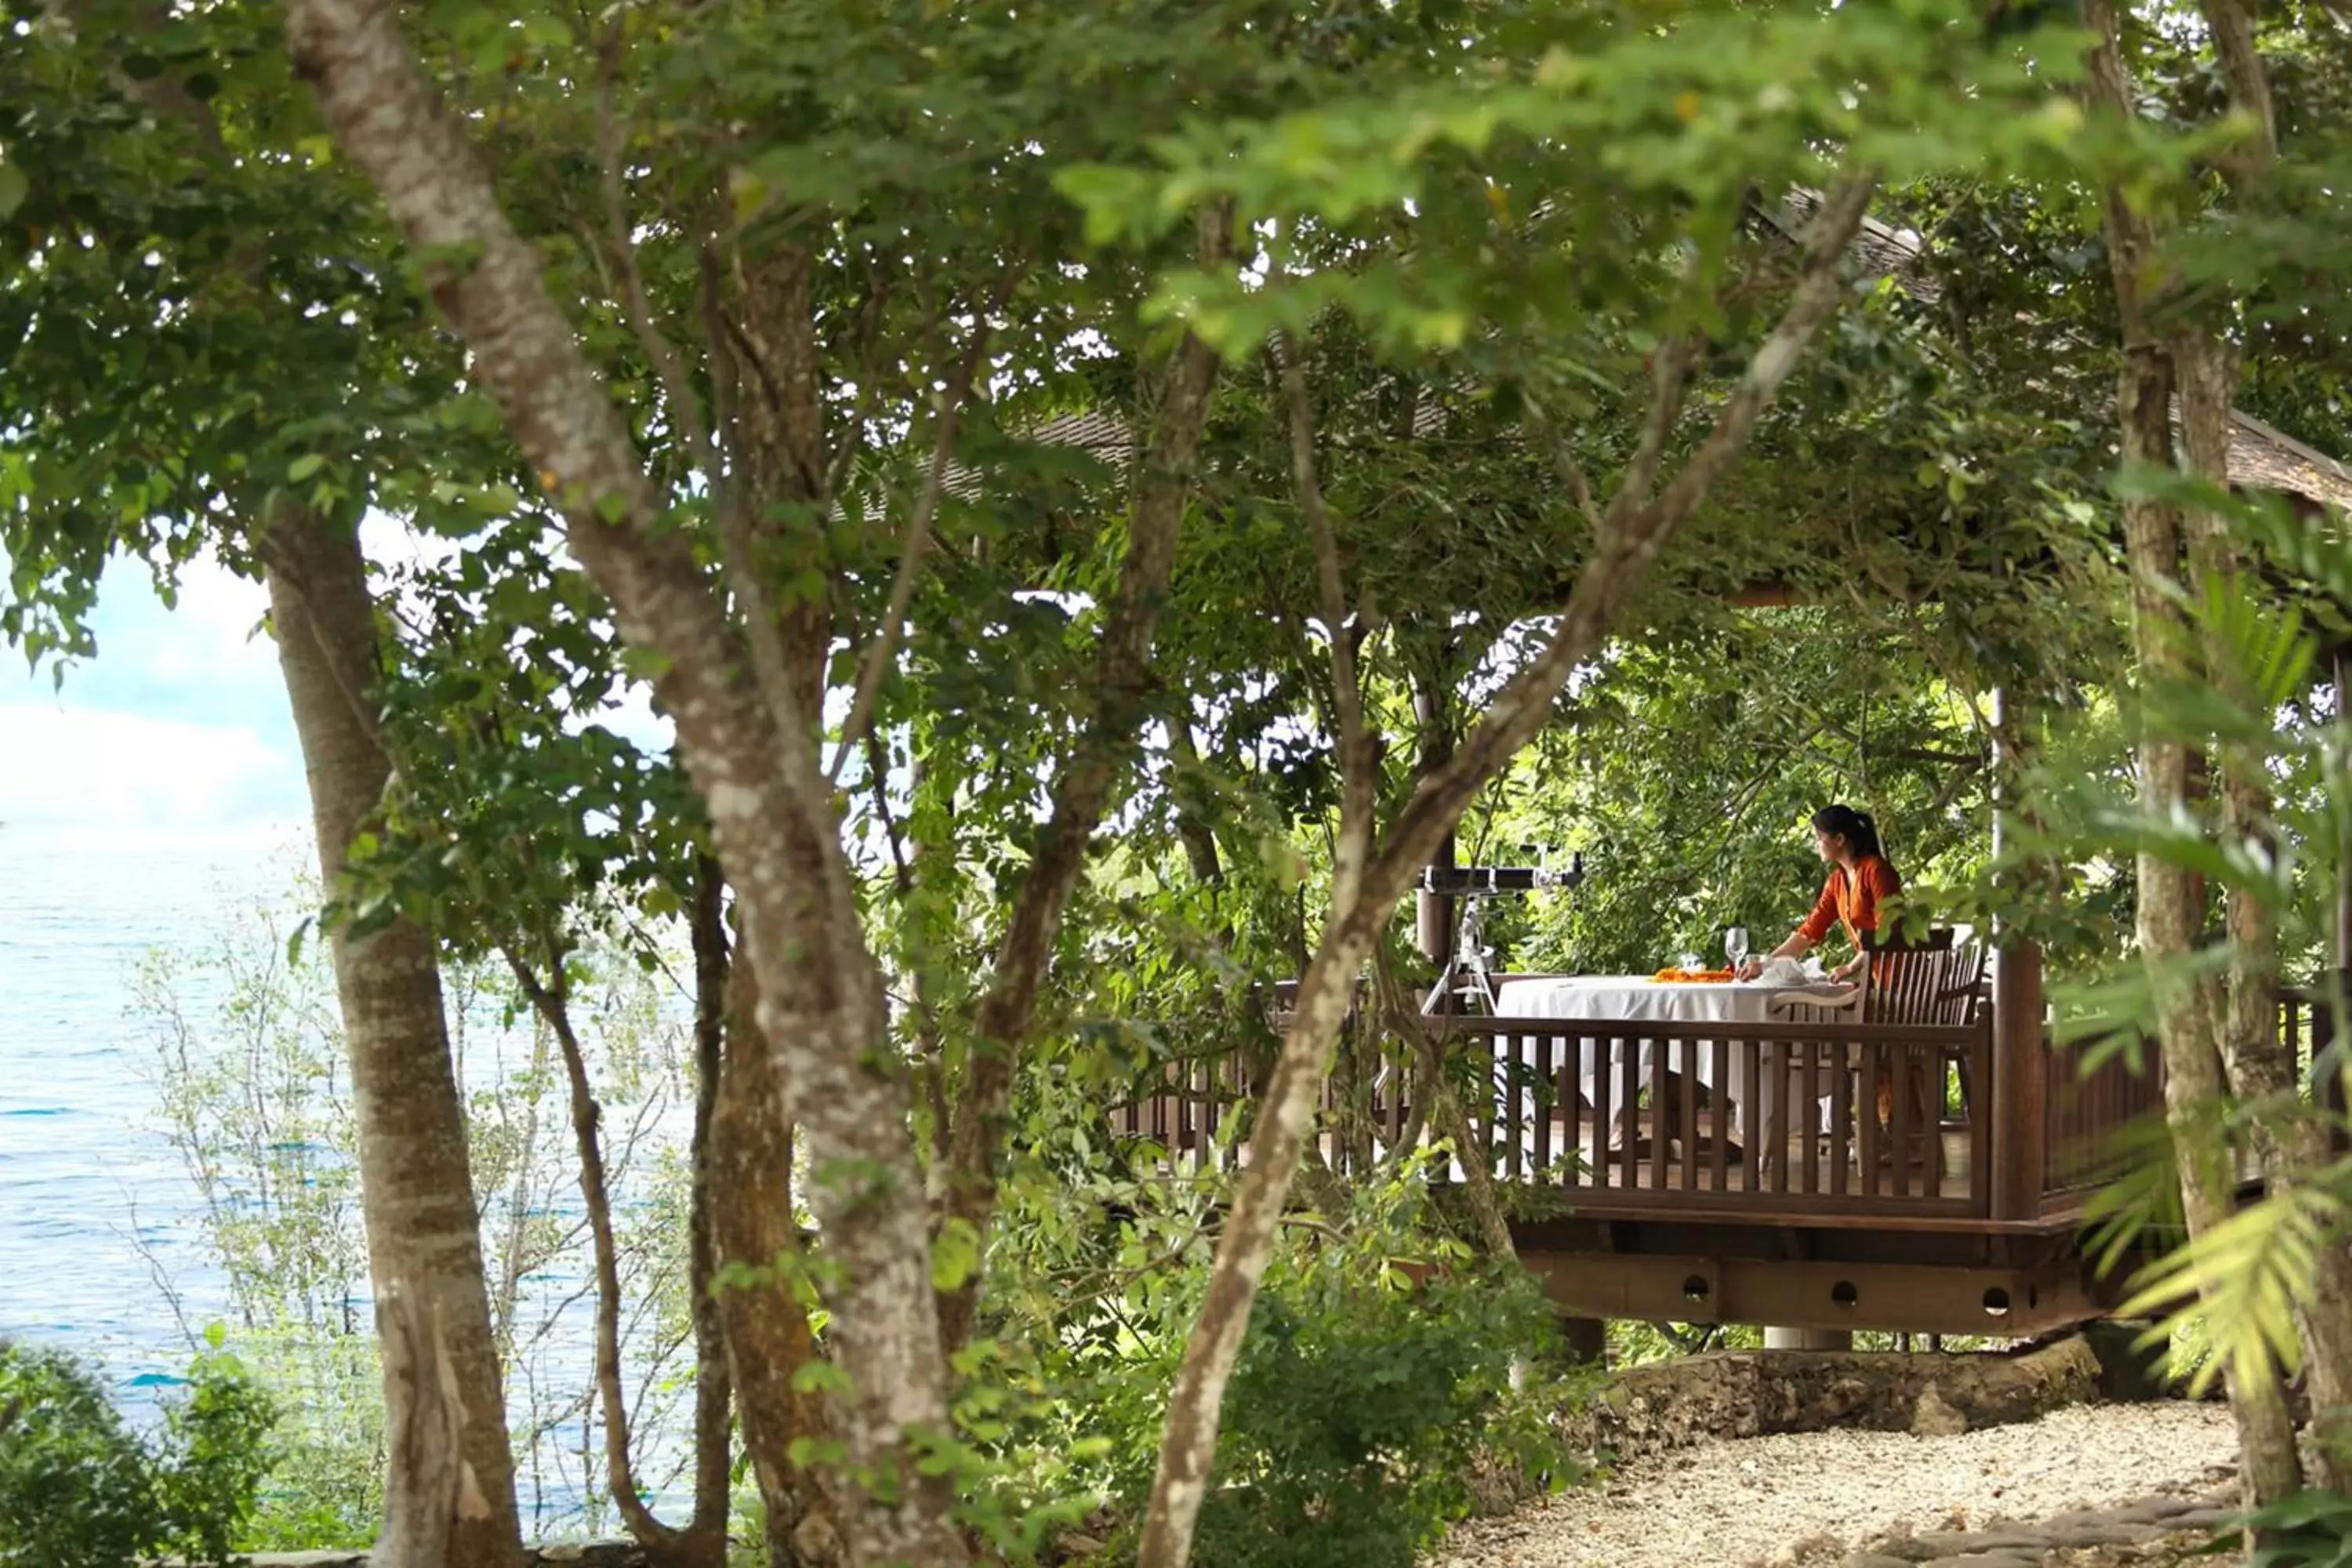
[0,1333,277,1568]
[1183,1256,1563,1568]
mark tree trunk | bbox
[2176,333,2352,1494]
[684,858,736,1548]
[1167,720,1225,887]
[281,9,964,1559]
[2083,0,2306,1515]
[2176,0,2352,1490]
[260,505,523,1568]
[703,913,842,1568]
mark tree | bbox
[261,510,525,1566]
[1,13,528,1563]
[2082,0,2352,1512]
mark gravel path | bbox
[1431,1403,2239,1568]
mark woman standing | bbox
[1746,804,1901,982]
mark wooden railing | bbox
[2040,989,2332,1198]
[1109,1008,1994,1218]
[1107,979,2344,1227]
[1437,1016,1991,1217]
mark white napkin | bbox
[1749,956,1825,986]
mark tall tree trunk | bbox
[684,857,737,1547]
[2084,0,2306,1513]
[2181,0,2352,1490]
[2178,334,2352,1494]
[283,9,964,1559]
[260,505,524,1568]
[701,902,841,1568]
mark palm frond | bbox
[2120,1180,2349,1397]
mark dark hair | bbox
[1812,804,1885,862]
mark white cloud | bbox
[0,702,305,837]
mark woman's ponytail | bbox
[1812,803,1884,862]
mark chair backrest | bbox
[1865,926,1955,954]
[1863,935,1986,1028]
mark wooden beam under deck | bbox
[1519,1248,2107,1339]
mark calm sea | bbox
[0,824,687,1534]
[0,826,289,1385]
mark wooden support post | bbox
[2330,646,2352,1137]
[1764,1327,1853,1351]
[1989,687,2049,1220]
[1413,681,1455,978]
[2336,649,2352,979]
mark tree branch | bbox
[827,305,997,785]
[501,938,680,1555]
[1274,328,1374,918]
[933,201,1233,1352]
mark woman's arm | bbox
[1738,930,1813,978]
[1740,875,1838,978]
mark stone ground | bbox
[1429,1402,2243,1568]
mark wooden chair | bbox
[1764,931,1984,1185]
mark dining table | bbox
[1489,971,1841,1156]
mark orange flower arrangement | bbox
[1652,967,1735,983]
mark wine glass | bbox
[1725,926,1750,976]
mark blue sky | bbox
[0,551,307,842]
[0,530,672,845]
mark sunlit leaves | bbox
[2122,1174,2352,1398]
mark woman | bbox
[1743,804,1900,982]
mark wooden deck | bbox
[1118,1013,1997,1218]
[1105,986,2333,1334]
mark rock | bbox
[1769,1530,1846,1563]
[2167,1506,2238,1530]
[1559,1337,2105,1464]
[1917,1532,2047,1555]
[2039,1520,2165,1548]
[1843,1555,1921,1568]
[529,1546,647,1566]
[1911,1385,1969,1438]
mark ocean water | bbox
[0,823,692,1535]
[0,826,292,1383]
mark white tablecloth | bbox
[1490,974,1815,1143]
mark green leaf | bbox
[287,454,327,483]
[932,1217,983,1293]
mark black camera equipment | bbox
[1417,852,1585,1016]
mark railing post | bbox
[1413,681,1456,982]
[1990,941,2045,1218]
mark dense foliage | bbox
[0,1335,277,1568]
[9,0,2352,1560]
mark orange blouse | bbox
[1795,855,1901,949]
